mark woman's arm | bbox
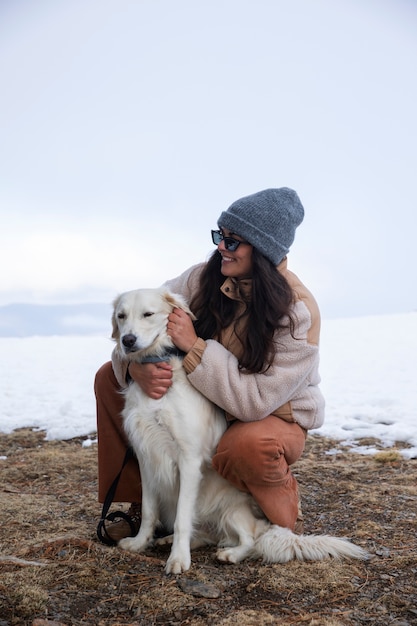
[182,299,321,424]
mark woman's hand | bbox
[167,308,198,353]
[127,308,196,399]
[128,361,173,399]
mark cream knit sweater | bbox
[112,259,325,432]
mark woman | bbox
[95,187,325,542]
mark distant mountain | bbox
[0,303,112,337]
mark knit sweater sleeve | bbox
[183,299,325,431]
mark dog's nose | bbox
[122,334,137,349]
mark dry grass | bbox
[0,428,416,626]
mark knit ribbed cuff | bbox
[183,337,207,374]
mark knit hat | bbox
[217,187,304,265]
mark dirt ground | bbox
[0,428,416,626]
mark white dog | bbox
[112,287,367,574]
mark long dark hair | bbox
[189,248,295,373]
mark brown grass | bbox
[0,428,416,626]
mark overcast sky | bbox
[1,0,416,319]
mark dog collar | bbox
[139,347,186,364]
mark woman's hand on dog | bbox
[128,361,173,399]
[167,308,198,353]
[127,308,197,400]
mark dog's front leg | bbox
[119,461,158,553]
[165,458,202,575]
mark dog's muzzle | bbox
[121,334,137,352]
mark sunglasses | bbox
[211,230,249,252]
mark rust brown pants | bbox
[95,361,306,530]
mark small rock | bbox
[177,578,222,598]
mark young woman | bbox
[95,187,325,542]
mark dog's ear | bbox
[111,295,122,340]
[163,290,197,321]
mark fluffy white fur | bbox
[112,287,368,574]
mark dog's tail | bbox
[252,526,368,563]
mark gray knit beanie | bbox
[217,187,304,265]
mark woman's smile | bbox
[218,231,253,279]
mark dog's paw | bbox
[165,550,191,574]
[119,536,150,553]
[216,546,248,564]
[155,533,174,547]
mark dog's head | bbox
[112,287,196,360]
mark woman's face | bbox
[217,228,253,279]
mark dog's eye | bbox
[117,313,126,320]
[143,312,154,318]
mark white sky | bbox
[0,0,416,318]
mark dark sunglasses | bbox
[211,229,249,252]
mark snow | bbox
[1,313,416,458]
